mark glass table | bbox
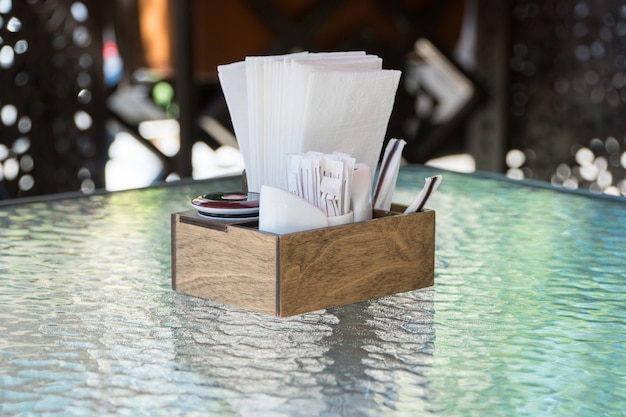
[1,165,625,416]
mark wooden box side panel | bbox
[278,211,434,316]
[173,213,279,316]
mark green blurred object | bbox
[152,81,175,108]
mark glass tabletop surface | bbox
[1,165,625,416]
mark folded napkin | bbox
[298,70,401,186]
[218,52,401,194]
[217,60,250,176]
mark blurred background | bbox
[1,0,626,200]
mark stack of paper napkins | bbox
[217,51,401,194]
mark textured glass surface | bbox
[1,165,625,416]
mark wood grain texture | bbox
[172,208,435,317]
[278,210,435,316]
[173,211,278,315]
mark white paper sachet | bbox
[351,163,372,222]
[287,153,303,196]
[320,176,342,217]
[320,156,344,216]
[331,152,355,215]
[287,151,357,219]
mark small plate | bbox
[196,211,259,221]
[191,191,260,218]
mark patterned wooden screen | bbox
[0,0,106,199]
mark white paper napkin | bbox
[216,61,250,177]
[297,69,401,181]
[218,52,401,194]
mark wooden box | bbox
[171,205,435,317]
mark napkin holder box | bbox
[171,205,434,317]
